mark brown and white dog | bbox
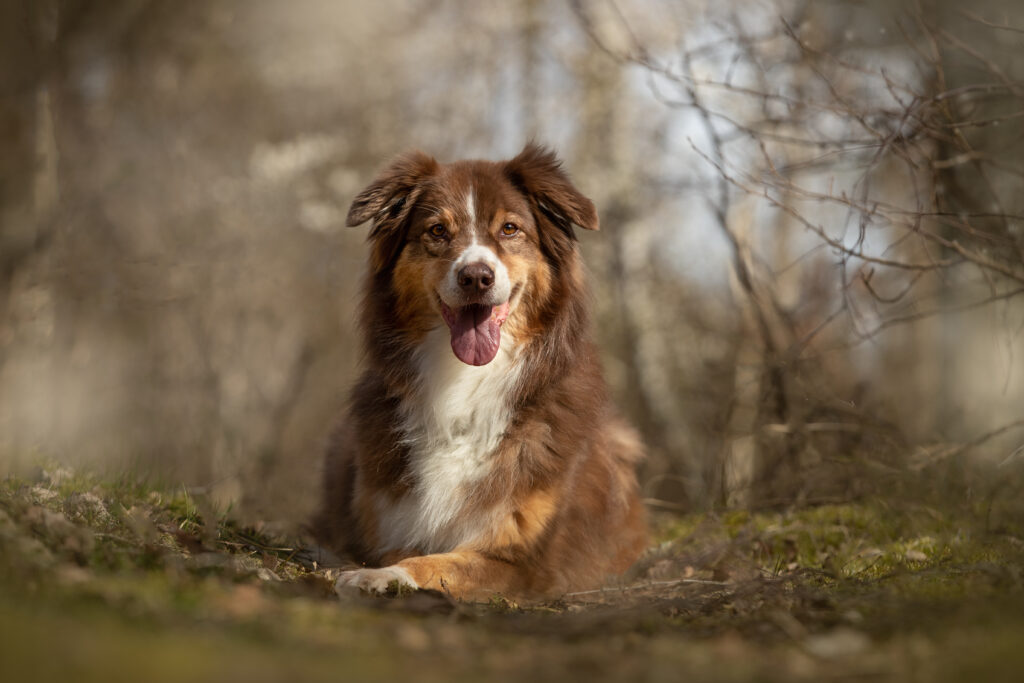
[314,144,647,600]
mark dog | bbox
[314,143,647,600]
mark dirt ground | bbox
[2,465,1023,682]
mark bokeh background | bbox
[2,0,1022,524]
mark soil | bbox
[2,465,1023,682]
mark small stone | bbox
[394,623,430,652]
[256,567,280,582]
[804,628,871,659]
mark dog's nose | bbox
[457,262,495,293]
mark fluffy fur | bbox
[314,143,647,600]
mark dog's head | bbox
[347,143,598,366]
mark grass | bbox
[2,463,1023,682]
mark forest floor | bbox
[2,464,1023,682]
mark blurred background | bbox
[1,0,1022,524]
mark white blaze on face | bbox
[438,185,511,307]
[465,185,476,226]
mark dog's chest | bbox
[375,328,521,554]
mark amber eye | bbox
[428,223,447,238]
[500,222,519,236]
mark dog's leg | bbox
[335,551,522,600]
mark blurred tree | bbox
[1,0,1022,520]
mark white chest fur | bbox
[375,326,522,554]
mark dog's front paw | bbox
[335,565,419,596]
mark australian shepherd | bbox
[314,143,647,600]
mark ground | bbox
[2,465,1023,682]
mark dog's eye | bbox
[500,222,519,236]
[428,224,447,238]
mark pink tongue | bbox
[442,302,509,366]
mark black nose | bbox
[457,262,495,293]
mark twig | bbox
[563,577,730,598]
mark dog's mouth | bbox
[439,301,510,366]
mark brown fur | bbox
[313,144,648,600]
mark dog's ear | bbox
[347,150,439,272]
[504,143,598,243]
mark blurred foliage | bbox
[1,0,1023,520]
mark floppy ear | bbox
[504,143,599,242]
[347,150,439,272]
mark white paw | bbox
[335,566,419,596]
